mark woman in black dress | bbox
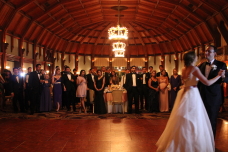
[94,70,107,114]
[148,71,160,112]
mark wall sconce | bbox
[3,43,9,50]
[5,66,10,69]
[23,68,26,71]
[35,52,39,58]
[161,58,164,62]
[145,59,148,62]
[22,48,25,54]
[46,70,49,74]
[109,60,112,62]
[76,58,79,62]
[127,60,130,62]
[174,58,177,61]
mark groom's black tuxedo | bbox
[198,59,228,136]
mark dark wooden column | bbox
[91,55,94,68]
[0,31,8,73]
[145,56,148,69]
[109,57,112,70]
[61,52,65,71]
[18,38,24,68]
[127,57,130,69]
[75,54,78,71]
[32,43,37,70]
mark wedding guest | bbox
[94,70,106,114]
[148,71,159,112]
[124,66,141,114]
[120,69,130,88]
[52,68,62,112]
[62,66,76,111]
[24,67,32,111]
[156,65,169,78]
[170,68,181,110]
[148,66,153,74]
[101,66,110,87]
[40,74,52,112]
[73,68,80,105]
[76,70,87,113]
[110,71,119,85]
[10,68,25,113]
[158,70,169,112]
[86,68,96,111]
[28,64,42,114]
[139,67,150,110]
[40,69,45,80]
[2,70,12,97]
[73,68,78,77]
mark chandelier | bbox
[112,41,126,57]
[108,25,128,40]
[108,4,128,40]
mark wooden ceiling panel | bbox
[0,5,13,27]
[1,0,227,57]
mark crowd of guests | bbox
[0,63,184,115]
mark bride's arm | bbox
[192,67,223,86]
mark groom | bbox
[198,45,228,137]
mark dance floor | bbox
[0,114,227,152]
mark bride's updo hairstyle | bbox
[183,51,196,66]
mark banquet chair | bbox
[111,90,124,114]
[89,89,95,113]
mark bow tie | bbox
[206,62,211,66]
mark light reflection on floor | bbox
[0,118,227,152]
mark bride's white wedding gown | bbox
[156,73,215,152]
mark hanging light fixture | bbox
[112,41,126,57]
[108,5,128,40]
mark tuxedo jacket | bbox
[10,75,24,93]
[86,74,96,90]
[103,72,110,86]
[198,60,228,106]
[28,71,41,90]
[62,73,75,91]
[123,73,141,92]
[140,73,150,86]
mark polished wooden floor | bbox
[0,117,227,152]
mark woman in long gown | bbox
[40,74,52,112]
[148,71,160,112]
[76,70,87,113]
[94,70,107,114]
[156,51,224,152]
[169,69,181,110]
[158,70,169,112]
[52,69,62,112]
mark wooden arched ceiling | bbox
[0,0,228,57]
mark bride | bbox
[156,51,224,152]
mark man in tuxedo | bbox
[62,66,76,111]
[101,66,110,87]
[24,67,32,111]
[86,68,97,111]
[28,64,42,114]
[120,69,130,88]
[156,65,169,78]
[11,68,25,113]
[198,45,228,136]
[139,67,150,110]
[124,66,141,114]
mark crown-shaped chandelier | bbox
[108,5,128,57]
[113,41,126,57]
[108,25,128,40]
